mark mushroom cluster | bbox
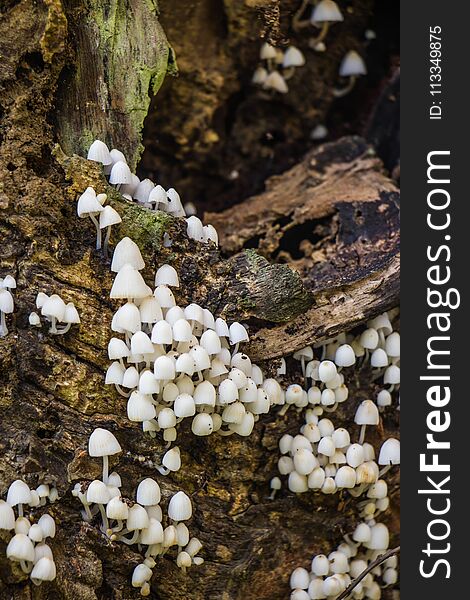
[0,480,58,586]
[293,0,344,51]
[73,429,203,597]
[274,407,399,496]
[252,42,305,94]
[289,520,396,599]
[104,236,287,473]
[32,292,80,335]
[0,274,15,337]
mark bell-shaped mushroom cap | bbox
[190,346,211,371]
[371,347,389,367]
[111,237,145,272]
[127,503,149,531]
[106,496,129,520]
[174,393,196,418]
[110,264,149,299]
[191,413,214,436]
[2,275,16,289]
[311,124,328,141]
[334,344,356,367]
[186,216,204,242]
[155,264,179,288]
[109,160,132,185]
[134,178,155,203]
[283,46,305,68]
[228,411,255,436]
[148,184,168,206]
[0,289,14,314]
[384,364,400,385]
[7,480,32,507]
[332,428,350,448]
[77,188,104,217]
[7,533,35,562]
[99,205,122,229]
[260,42,277,60]
[86,480,111,504]
[311,554,330,576]
[318,360,337,383]
[335,465,356,489]
[158,407,177,429]
[366,523,390,550]
[127,391,156,422]
[36,292,49,309]
[339,50,367,77]
[354,400,379,425]
[203,224,219,245]
[184,303,204,324]
[200,329,222,355]
[137,478,161,506]
[193,380,216,407]
[214,317,229,338]
[166,187,185,216]
[63,302,81,324]
[31,556,57,584]
[353,522,371,543]
[37,513,56,539]
[0,500,15,530]
[114,301,141,333]
[293,346,314,361]
[139,370,159,395]
[109,148,127,165]
[107,337,130,360]
[140,518,164,545]
[162,447,181,471]
[311,0,343,23]
[34,542,53,563]
[264,71,288,94]
[154,355,176,380]
[151,320,173,345]
[168,491,192,521]
[173,319,192,343]
[154,285,176,308]
[132,563,153,587]
[290,566,310,590]
[139,297,163,324]
[378,437,400,465]
[346,443,365,468]
[130,331,154,355]
[41,294,66,321]
[252,66,268,85]
[88,428,122,457]
[229,322,249,345]
[87,140,112,165]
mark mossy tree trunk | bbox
[0,1,399,599]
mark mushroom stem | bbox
[89,214,102,250]
[278,404,290,417]
[0,311,8,337]
[98,503,109,533]
[348,483,367,498]
[308,22,330,47]
[114,384,131,398]
[102,455,109,484]
[217,428,235,436]
[232,343,240,356]
[119,529,140,545]
[49,315,58,335]
[18,503,23,517]
[358,424,367,445]
[20,560,32,574]
[156,465,170,476]
[55,322,72,335]
[103,225,112,257]
[378,465,392,478]
[292,0,313,30]
[333,75,357,98]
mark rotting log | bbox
[0,1,399,599]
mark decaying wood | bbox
[0,1,399,599]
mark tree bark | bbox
[0,2,399,599]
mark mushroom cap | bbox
[378,437,400,465]
[133,178,155,203]
[107,337,130,360]
[260,42,277,60]
[109,160,133,185]
[110,148,127,165]
[203,224,219,245]
[31,556,57,584]
[162,447,181,471]
[132,563,153,587]
[334,344,356,367]
[41,294,66,321]
[127,391,156,422]
[0,289,14,314]
[366,523,390,550]
[136,478,161,506]
[174,393,196,418]
[7,480,32,507]
[151,320,173,345]
[354,399,380,426]
[264,71,288,94]
[0,500,15,530]
[140,518,164,545]
[139,370,159,395]
[111,237,145,272]
[229,322,249,345]
[139,296,163,324]
[148,184,168,206]
[6,533,35,562]
[131,331,154,355]
[154,285,176,308]
[155,264,179,288]
[99,205,122,229]
[114,301,141,334]
[87,140,112,165]
[63,302,81,324]
[154,355,176,380]
[339,50,367,77]
[311,0,343,23]
[186,216,204,242]
[168,491,192,521]
[110,264,149,299]
[173,318,192,343]
[88,428,122,457]
[283,46,305,68]
[86,480,111,504]
[2,275,16,289]
[191,412,214,436]
[77,188,104,217]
